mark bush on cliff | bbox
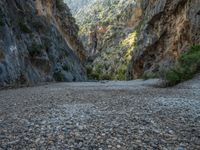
[163,45,200,86]
[28,43,44,57]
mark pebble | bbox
[0,79,200,149]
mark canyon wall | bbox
[128,0,200,79]
[0,0,86,87]
[64,0,94,14]
[66,0,140,80]
[65,0,200,80]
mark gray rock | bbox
[0,0,87,87]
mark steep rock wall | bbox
[64,0,93,14]
[66,0,141,80]
[128,0,200,79]
[0,0,86,87]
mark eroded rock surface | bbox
[0,0,86,87]
[128,0,200,79]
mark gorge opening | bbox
[64,0,140,81]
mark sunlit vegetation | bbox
[68,0,138,81]
[122,31,137,61]
[87,31,137,80]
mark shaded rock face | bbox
[128,0,200,79]
[0,0,87,86]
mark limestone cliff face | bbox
[128,0,200,79]
[64,0,93,14]
[0,0,86,87]
[66,0,141,80]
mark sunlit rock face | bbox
[0,0,86,87]
[64,0,200,80]
[64,0,94,14]
[128,0,200,79]
[66,0,140,80]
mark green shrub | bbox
[163,45,200,86]
[86,66,100,80]
[0,50,4,60]
[142,73,158,80]
[56,0,65,11]
[116,66,127,80]
[164,67,184,86]
[95,64,103,74]
[89,72,100,80]
[32,20,45,30]
[0,18,4,26]
[179,45,200,67]
[0,10,4,26]
[29,43,44,57]
[100,74,111,80]
[63,65,69,71]
[86,66,93,75]
[43,37,52,49]
[53,71,65,82]
[19,22,31,33]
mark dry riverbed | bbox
[0,77,200,149]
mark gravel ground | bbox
[0,77,200,150]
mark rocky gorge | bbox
[0,0,200,149]
[65,0,141,80]
[0,0,199,86]
[66,0,200,81]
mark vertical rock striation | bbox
[128,0,200,79]
[0,0,86,87]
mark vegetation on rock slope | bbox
[162,45,200,86]
[65,0,200,84]
[65,0,140,80]
[87,31,137,80]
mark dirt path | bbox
[0,77,200,150]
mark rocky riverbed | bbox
[0,77,200,149]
